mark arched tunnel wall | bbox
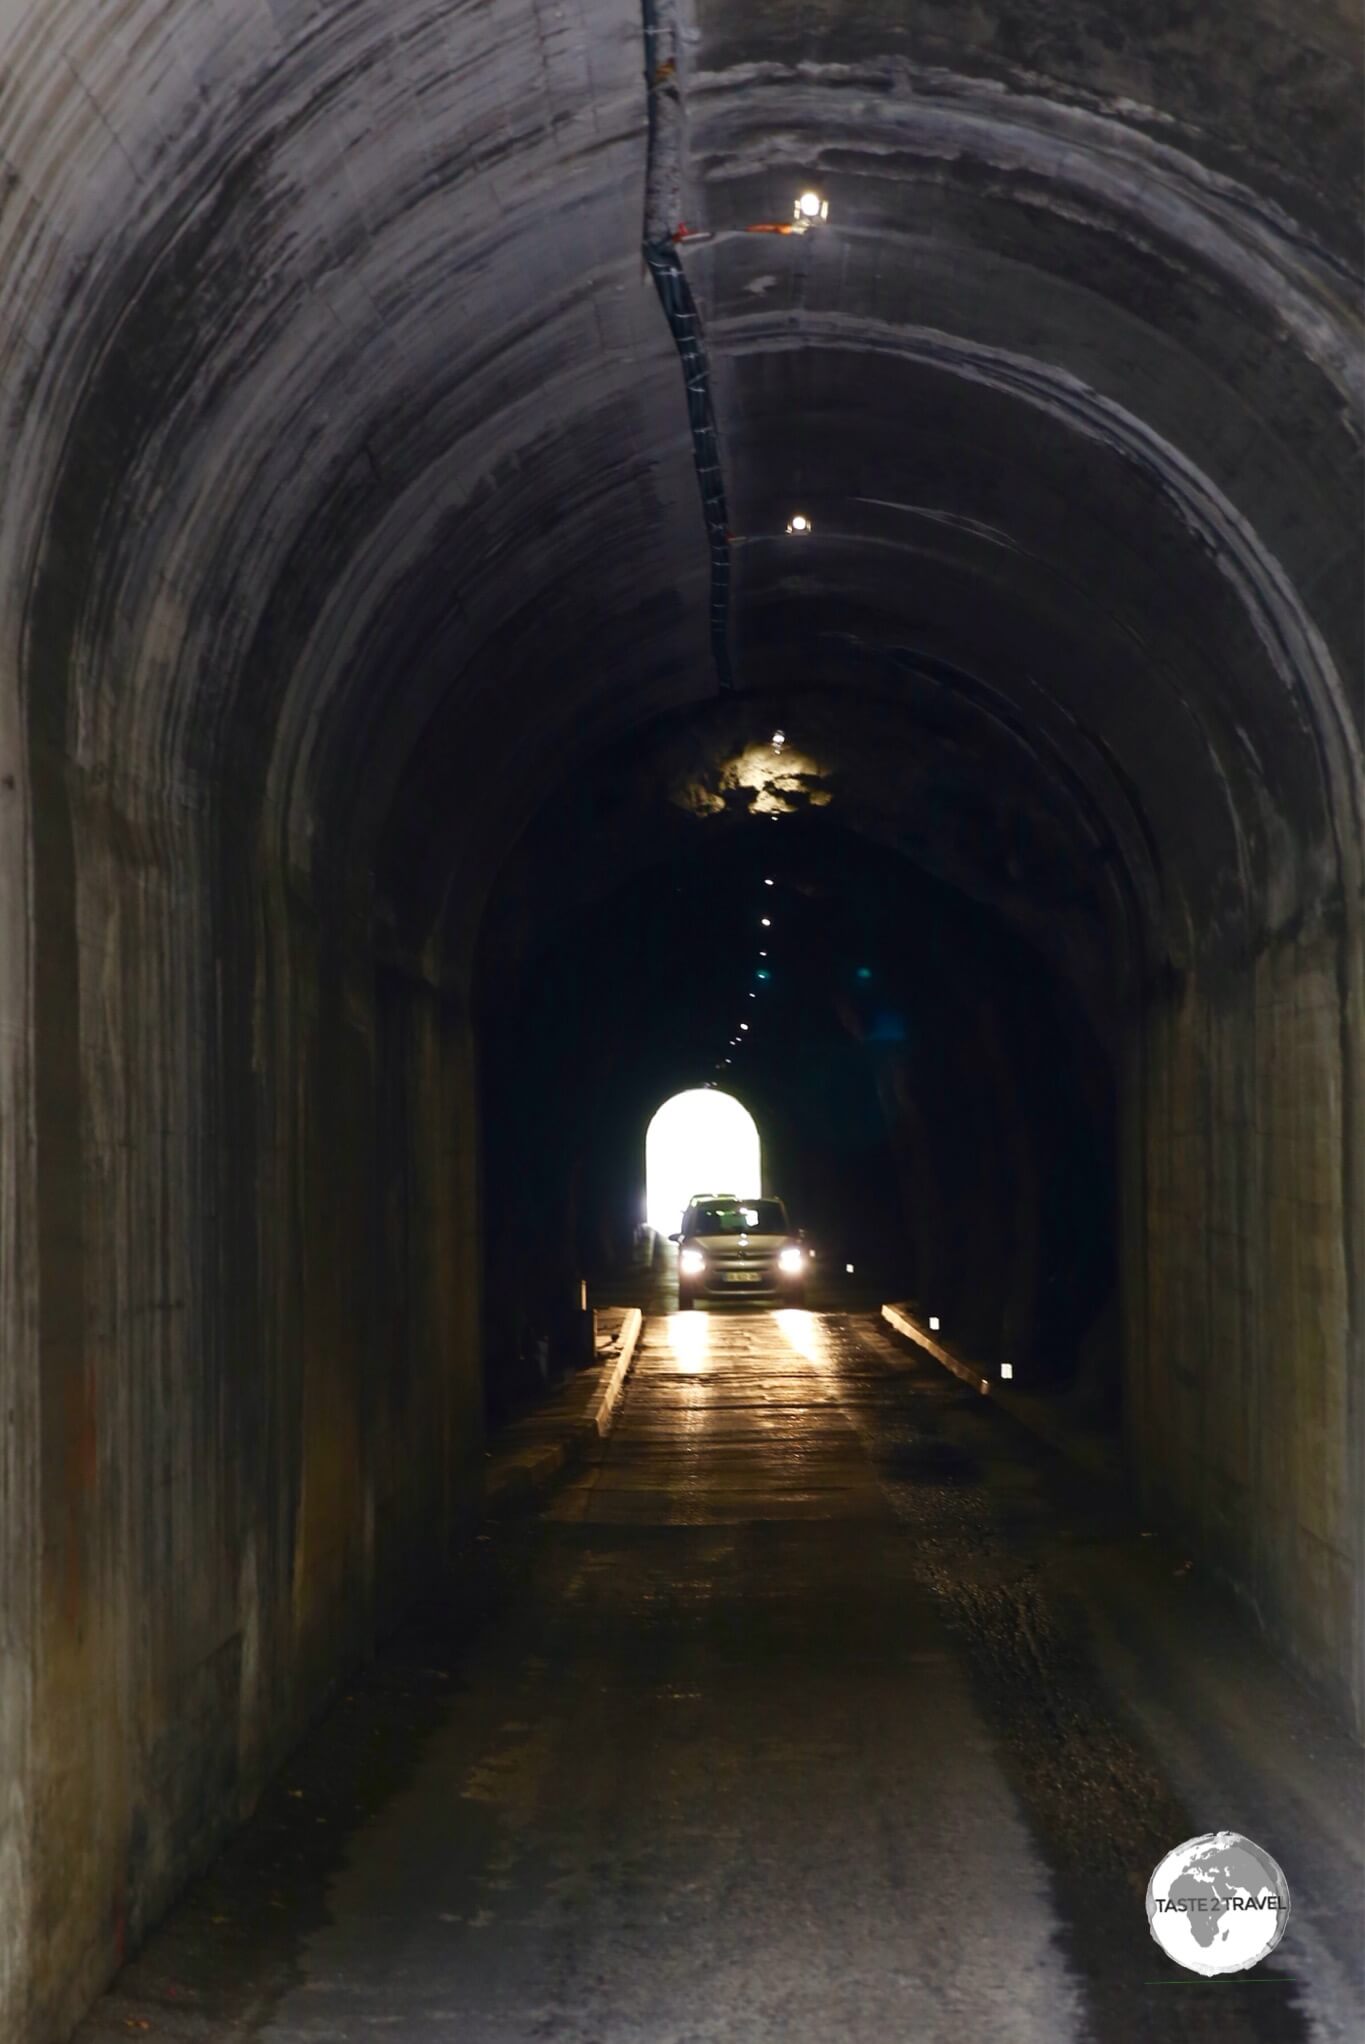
[0,3,1360,2039]
[1,765,486,2032]
[1130,939,1360,1676]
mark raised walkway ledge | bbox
[879,1300,1127,1492]
[482,1306,644,1507]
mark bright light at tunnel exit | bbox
[645,1088,762,1236]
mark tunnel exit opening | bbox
[645,1089,762,1235]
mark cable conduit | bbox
[641,0,735,693]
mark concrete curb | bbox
[879,1302,1126,1490]
[881,1302,993,1395]
[483,1307,644,1507]
[482,1439,572,1506]
[589,1306,643,1437]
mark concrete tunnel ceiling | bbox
[3,0,1360,990]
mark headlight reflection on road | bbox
[774,1309,828,1365]
[668,1311,711,1374]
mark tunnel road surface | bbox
[79,1312,1357,2044]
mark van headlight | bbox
[679,1248,706,1276]
[778,1246,804,1274]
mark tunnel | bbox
[0,2,1361,2039]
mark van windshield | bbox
[689,1201,787,1235]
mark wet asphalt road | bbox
[79,1311,1361,2044]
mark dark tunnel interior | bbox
[476,724,1119,1420]
[0,1,1360,2037]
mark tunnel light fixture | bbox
[846,1263,855,1274]
[764,877,774,886]
[759,950,768,957]
[761,916,771,927]
[785,513,812,536]
[929,1315,940,1332]
[793,190,829,228]
[740,1023,749,1031]
[772,730,786,746]
[1001,1363,1014,1380]
[756,969,770,981]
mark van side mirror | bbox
[668,1232,681,1244]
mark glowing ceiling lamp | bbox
[785,513,812,536]
[793,190,829,227]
